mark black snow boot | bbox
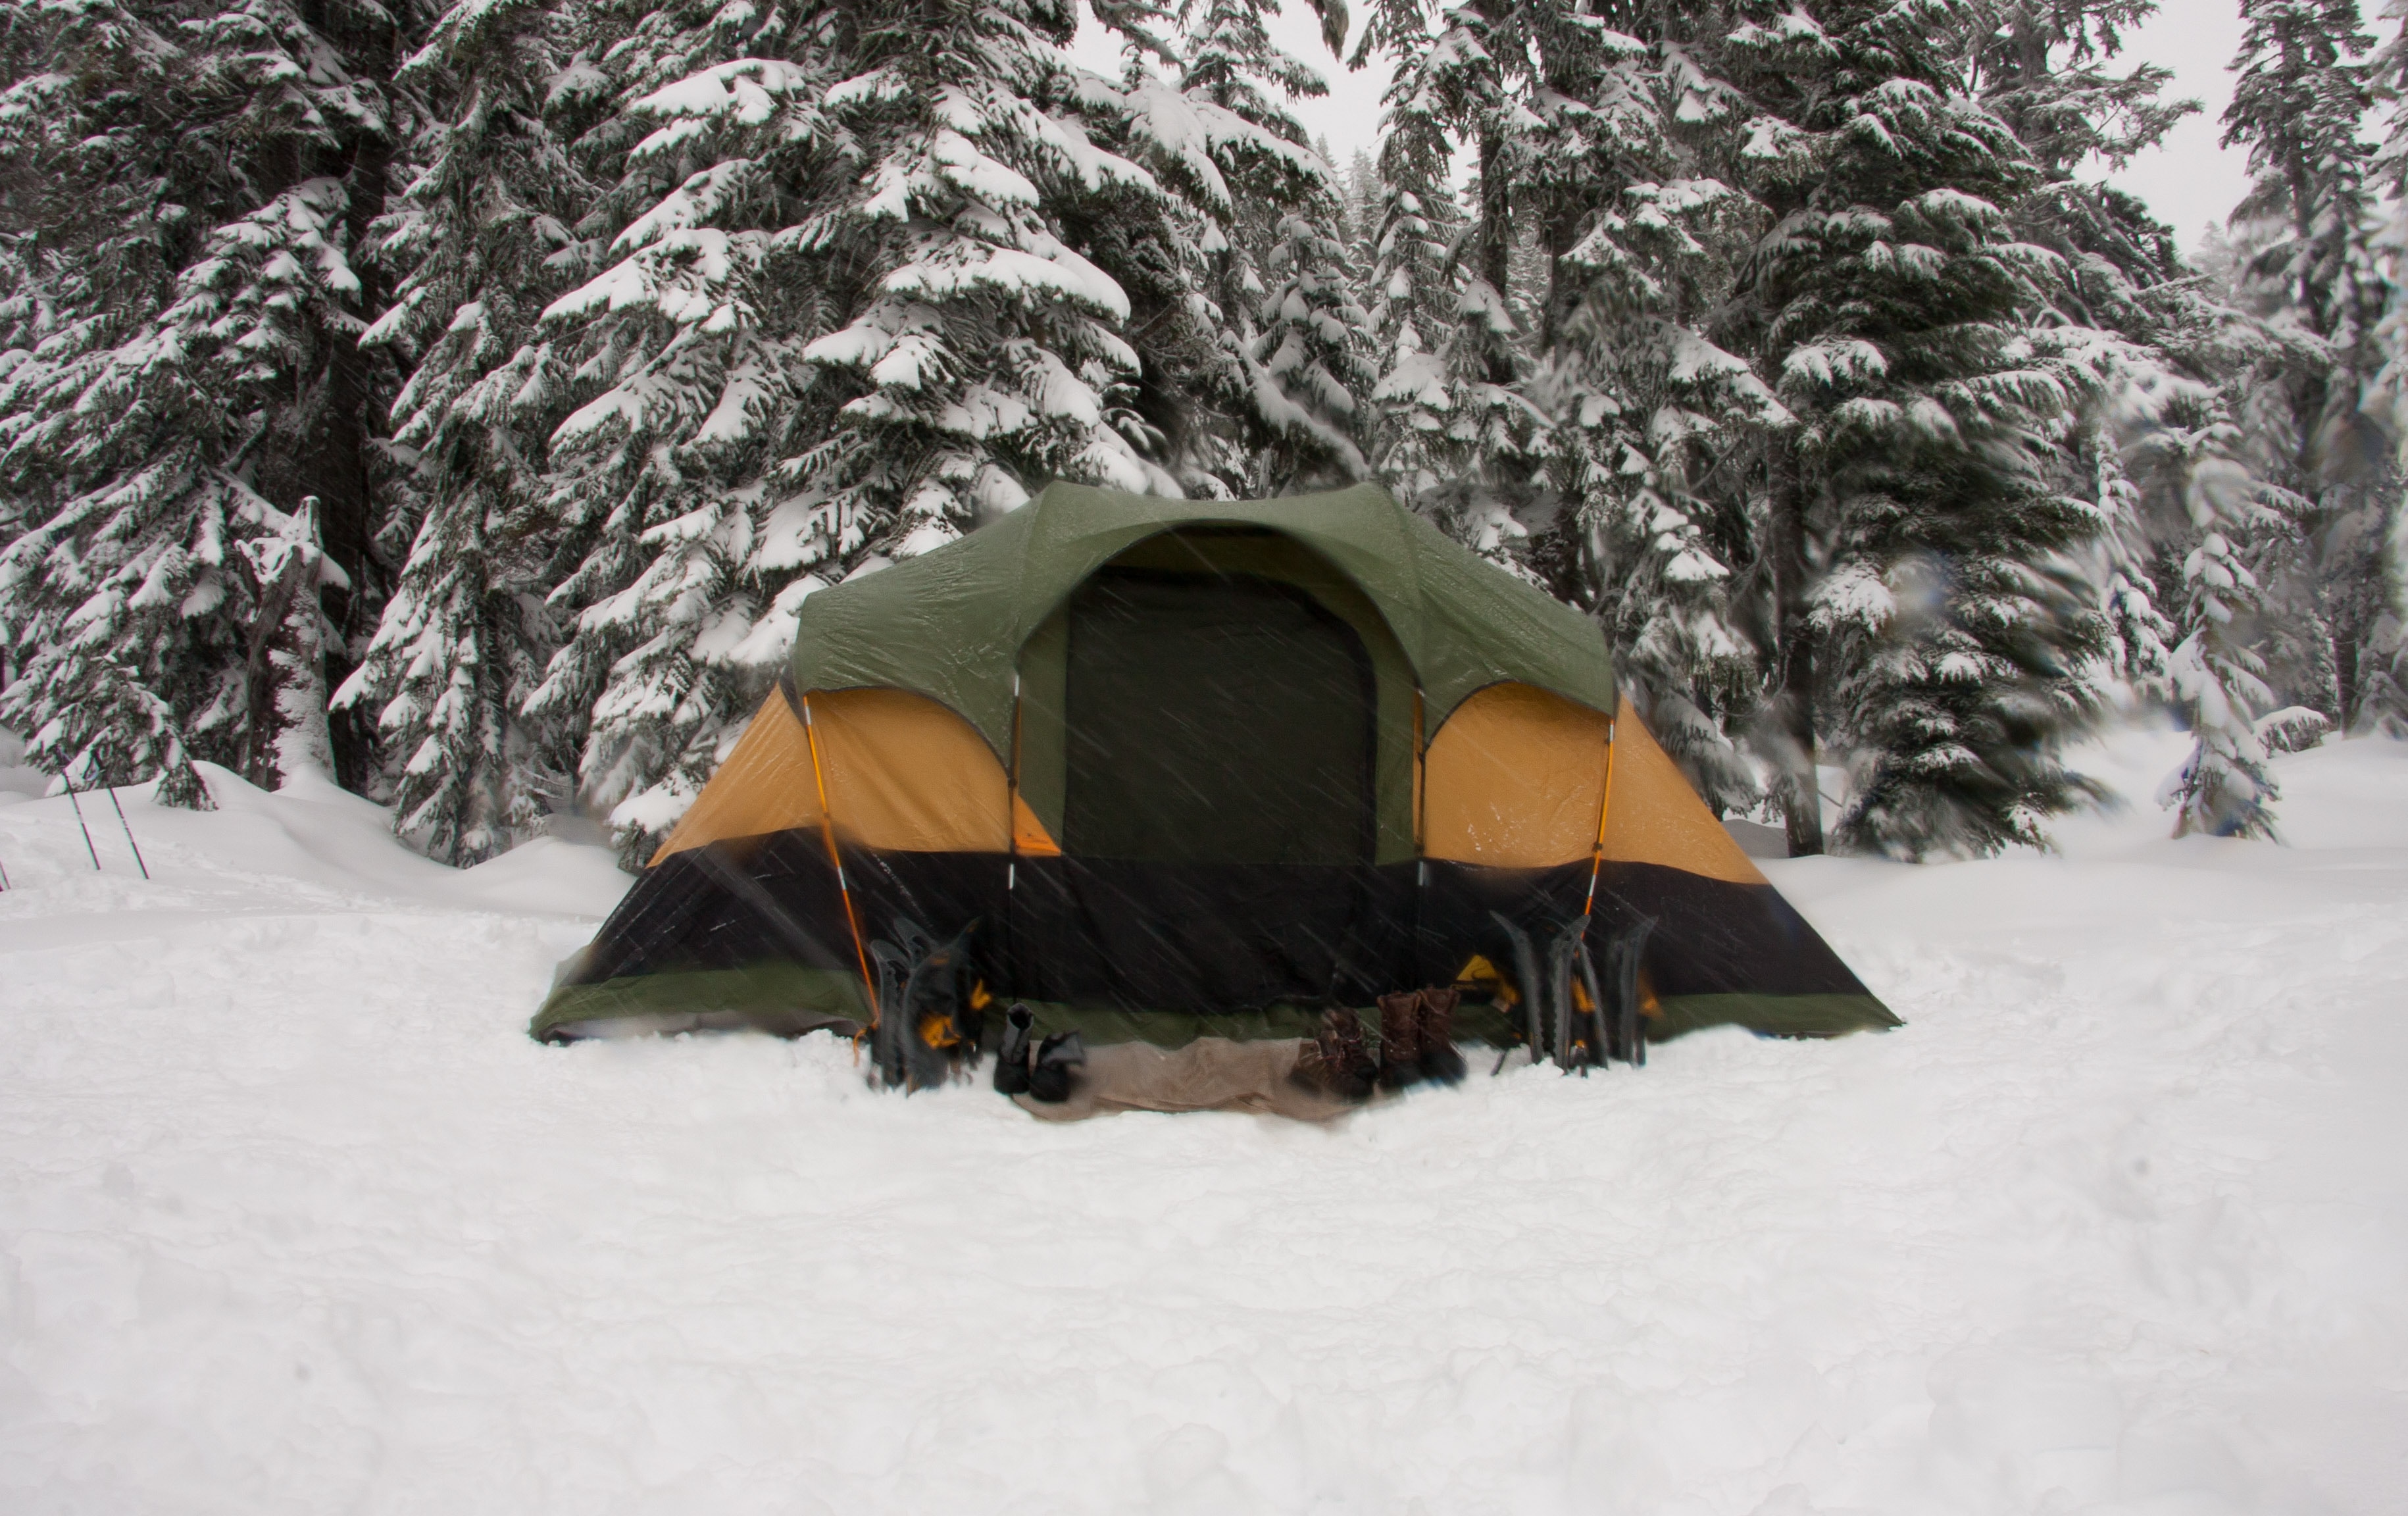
[993,1003,1036,1096]
[1028,1030,1087,1103]
[1416,986,1467,1085]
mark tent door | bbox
[1063,567,1376,866]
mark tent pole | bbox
[1005,672,1021,996]
[107,786,149,880]
[801,694,880,1032]
[1580,698,1619,921]
[63,776,102,872]
[1412,686,1428,973]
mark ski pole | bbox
[106,787,149,880]
[63,778,101,871]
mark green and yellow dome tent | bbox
[532,482,1894,1079]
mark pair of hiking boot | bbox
[1293,988,1464,1101]
[992,1003,1086,1103]
[1377,986,1467,1088]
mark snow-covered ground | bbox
[2,731,2403,1515]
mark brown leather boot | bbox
[1377,990,1422,1088]
[1324,1007,1378,1101]
[1417,986,1467,1084]
[1289,1009,1376,1101]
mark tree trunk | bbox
[311,127,394,796]
[1476,125,1515,389]
[1768,435,1824,856]
[241,524,318,790]
[2335,629,2359,734]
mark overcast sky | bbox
[1070,0,2298,255]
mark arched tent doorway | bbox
[1063,565,1373,865]
[1004,526,1418,1017]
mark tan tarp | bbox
[1013,1036,1357,1122]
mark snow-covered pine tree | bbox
[2120,364,2313,836]
[530,0,1186,859]
[2092,414,2178,697]
[0,0,197,746]
[2162,524,2288,836]
[2363,0,2408,732]
[1341,146,1382,259]
[0,0,413,803]
[1172,0,1370,494]
[1520,10,1779,815]
[2222,0,2401,734]
[2358,0,2408,738]
[1967,0,2192,280]
[1722,0,2110,858]
[1354,40,1467,505]
[1961,3,2243,723]
[0,0,195,443]
[334,0,602,863]
[1352,0,1545,561]
[515,0,856,860]
[1238,204,1374,491]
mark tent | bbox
[533,482,1895,1085]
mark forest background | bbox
[3,0,2405,868]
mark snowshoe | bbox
[1546,921,1584,1073]
[1606,914,1657,1067]
[868,917,978,1092]
[1489,911,1548,1069]
[1576,939,1611,1073]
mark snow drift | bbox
[1,731,2403,1514]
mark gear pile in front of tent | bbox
[532,484,1897,1117]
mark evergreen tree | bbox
[517,0,858,858]
[0,0,414,803]
[529,0,1192,858]
[1524,12,1779,813]
[1961,0,2219,719]
[1173,0,1369,494]
[2363,0,2408,733]
[1722,0,2110,857]
[2161,522,2289,837]
[0,0,208,789]
[333,0,601,862]
[1238,205,1374,491]
[2222,0,2401,733]
[2093,413,2179,699]
[1352,0,1545,560]
[2130,389,2296,836]
[1356,55,1468,505]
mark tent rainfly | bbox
[534,483,1895,1109]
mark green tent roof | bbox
[788,482,1614,757]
